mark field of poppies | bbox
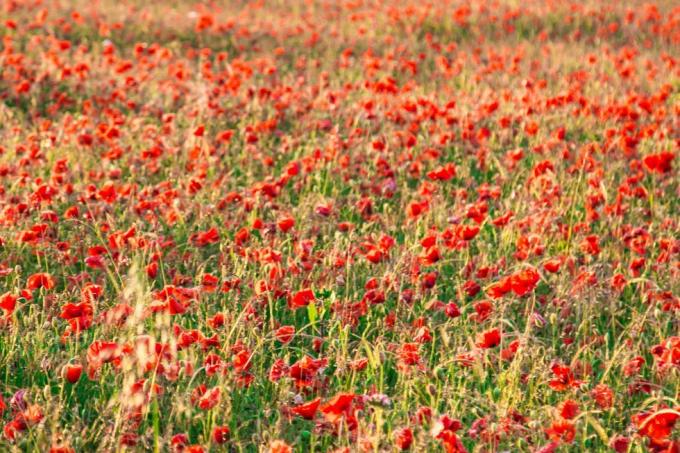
[0,0,678,451]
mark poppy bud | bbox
[212,426,230,444]
[63,363,83,383]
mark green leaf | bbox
[308,301,318,326]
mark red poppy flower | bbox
[320,393,355,423]
[398,343,421,366]
[427,163,456,181]
[500,339,520,361]
[277,216,295,232]
[196,386,221,410]
[27,273,55,291]
[171,433,189,449]
[632,407,679,443]
[463,280,481,297]
[60,302,93,320]
[394,426,414,450]
[558,400,580,419]
[63,363,83,383]
[290,397,321,420]
[486,276,511,299]
[232,349,252,373]
[207,312,225,329]
[365,248,384,263]
[87,341,124,378]
[579,235,600,256]
[643,152,674,174]
[269,359,289,382]
[3,419,26,442]
[432,415,466,453]
[472,300,493,322]
[290,288,315,308]
[212,426,230,444]
[545,420,575,443]
[192,227,220,247]
[549,363,583,391]
[289,356,327,387]
[445,302,461,318]
[509,267,540,296]
[420,246,441,265]
[275,325,295,344]
[492,211,514,227]
[590,384,614,409]
[216,130,233,143]
[543,258,562,273]
[0,293,17,315]
[476,328,501,349]
[349,357,369,371]
[146,261,158,279]
[457,224,480,241]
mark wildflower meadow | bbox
[0,0,678,452]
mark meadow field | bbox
[0,0,678,451]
